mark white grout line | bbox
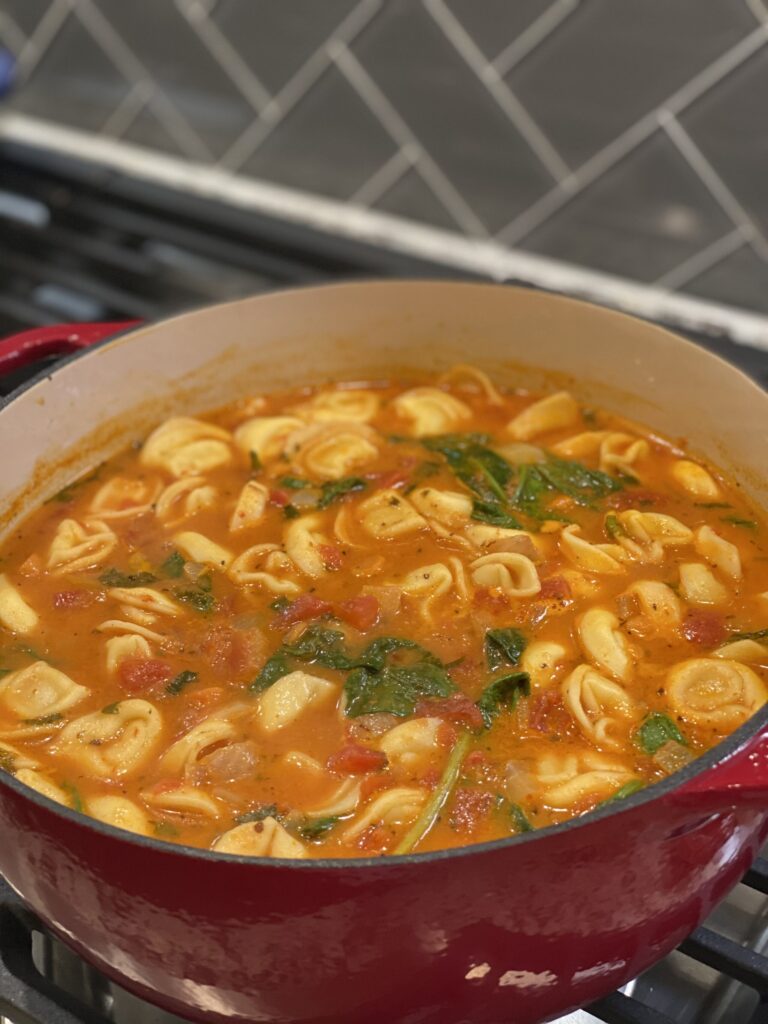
[220,0,382,170]
[655,228,749,290]
[492,0,580,75]
[497,23,768,245]
[423,0,571,183]
[351,146,416,206]
[74,0,214,162]
[331,42,489,237]
[660,112,768,261]
[0,12,27,54]
[13,0,73,79]
[99,81,153,139]
[175,0,273,114]
[745,0,768,23]
[1,113,767,348]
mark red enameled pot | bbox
[0,282,767,1024]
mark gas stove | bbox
[0,141,767,1024]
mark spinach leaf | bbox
[283,504,300,519]
[249,652,292,692]
[599,780,645,806]
[236,804,279,825]
[166,670,198,695]
[470,499,523,529]
[354,636,438,671]
[282,625,354,670]
[318,477,367,509]
[476,672,530,728]
[604,513,626,539]
[730,627,768,643]
[280,475,312,489]
[484,628,526,672]
[61,781,83,812]
[403,460,441,493]
[175,586,215,615]
[509,802,533,834]
[270,597,290,612]
[345,662,455,718]
[299,816,340,840]
[721,515,757,530]
[635,713,686,755]
[513,458,621,521]
[99,568,157,588]
[21,712,63,726]
[423,434,522,527]
[160,551,185,578]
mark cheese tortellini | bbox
[577,608,633,682]
[141,417,233,477]
[507,391,579,441]
[667,659,767,731]
[0,575,38,634]
[257,671,336,733]
[47,518,117,573]
[0,662,88,739]
[55,700,162,778]
[393,387,471,437]
[284,421,379,480]
[560,524,625,575]
[529,748,639,809]
[357,489,427,540]
[562,665,640,749]
[470,552,540,598]
[213,816,307,858]
[228,543,302,594]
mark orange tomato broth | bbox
[0,367,766,860]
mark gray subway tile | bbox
[7,11,132,133]
[2,0,52,36]
[681,243,768,315]
[352,0,554,232]
[681,46,768,239]
[119,101,189,158]
[212,0,360,95]
[507,0,757,169]
[241,64,397,200]
[95,0,258,158]
[372,165,461,231]
[519,131,734,281]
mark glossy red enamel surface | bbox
[0,298,767,1023]
[0,731,766,1024]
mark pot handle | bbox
[0,321,140,376]
[670,723,768,810]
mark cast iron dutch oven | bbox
[0,282,766,1024]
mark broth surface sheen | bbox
[0,366,766,859]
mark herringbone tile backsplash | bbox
[2,0,767,313]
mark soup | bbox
[0,366,765,858]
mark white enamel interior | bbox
[1,281,767,537]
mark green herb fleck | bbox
[48,465,103,503]
[270,597,290,612]
[280,475,312,489]
[166,670,198,695]
[729,627,768,642]
[152,820,179,838]
[160,551,185,578]
[21,712,63,727]
[101,702,121,715]
[721,515,757,530]
[317,477,367,510]
[509,803,533,833]
[694,502,732,509]
[99,569,158,588]
[636,713,687,755]
[484,628,526,672]
[61,781,83,812]
[235,804,278,825]
[604,513,626,539]
[582,408,598,426]
[175,587,215,615]
[249,450,261,471]
[283,504,300,519]
[476,672,530,728]
[299,816,340,840]
[0,750,16,774]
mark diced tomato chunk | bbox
[148,777,183,795]
[269,488,289,507]
[415,693,485,732]
[355,824,390,853]
[318,544,343,572]
[539,575,571,601]
[327,743,388,775]
[371,468,411,490]
[682,610,727,647]
[201,625,264,678]
[528,689,573,735]
[337,595,380,632]
[53,589,95,609]
[117,658,173,693]
[472,587,510,613]
[275,593,333,626]
[449,787,495,833]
